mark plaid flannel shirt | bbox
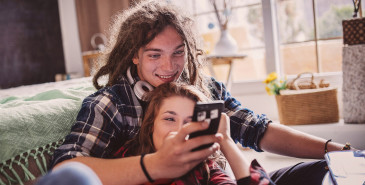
[51,75,271,167]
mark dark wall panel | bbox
[0,0,65,89]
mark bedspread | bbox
[0,77,96,162]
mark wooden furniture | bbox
[82,50,101,77]
[206,54,247,90]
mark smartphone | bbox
[189,100,224,151]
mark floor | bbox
[224,147,317,179]
[240,148,316,172]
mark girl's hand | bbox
[145,121,221,179]
[217,113,236,151]
[217,113,231,140]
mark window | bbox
[169,0,363,82]
[169,0,266,82]
[276,0,357,75]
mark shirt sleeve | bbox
[209,77,271,152]
[209,159,273,185]
[208,160,236,185]
[236,159,274,185]
[51,85,141,168]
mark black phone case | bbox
[189,100,224,151]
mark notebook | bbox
[324,150,365,185]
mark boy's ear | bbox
[132,51,139,65]
[132,56,139,65]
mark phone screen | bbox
[189,100,224,151]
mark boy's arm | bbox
[54,121,222,185]
[259,122,345,159]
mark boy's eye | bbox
[149,54,160,59]
[174,50,184,56]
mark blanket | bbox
[0,84,96,162]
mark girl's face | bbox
[132,25,186,87]
[152,96,195,150]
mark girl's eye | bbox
[183,118,191,125]
[164,117,175,122]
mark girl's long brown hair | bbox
[93,0,209,95]
[125,82,208,155]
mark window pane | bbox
[276,0,314,43]
[197,5,265,49]
[169,0,265,81]
[193,0,212,14]
[197,0,261,13]
[235,0,261,6]
[199,4,266,81]
[203,49,266,82]
[167,0,195,15]
[231,5,265,49]
[280,42,317,75]
[315,0,353,39]
[318,39,342,72]
[232,49,266,81]
[196,12,220,37]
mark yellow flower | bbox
[263,72,277,84]
[265,86,272,95]
[264,72,287,95]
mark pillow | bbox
[0,140,64,185]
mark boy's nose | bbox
[161,56,174,71]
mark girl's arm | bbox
[217,113,250,180]
[54,121,221,185]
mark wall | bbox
[0,0,65,89]
[58,0,83,76]
[57,0,131,77]
[0,0,132,88]
[75,0,130,52]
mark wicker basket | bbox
[342,1,364,46]
[275,73,339,125]
[286,72,330,90]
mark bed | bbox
[0,77,97,185]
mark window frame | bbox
[232,0,345,96]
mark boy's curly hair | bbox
[93,0,207,93]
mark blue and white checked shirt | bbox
[51,75,271,167]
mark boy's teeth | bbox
[159,75,172,79]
